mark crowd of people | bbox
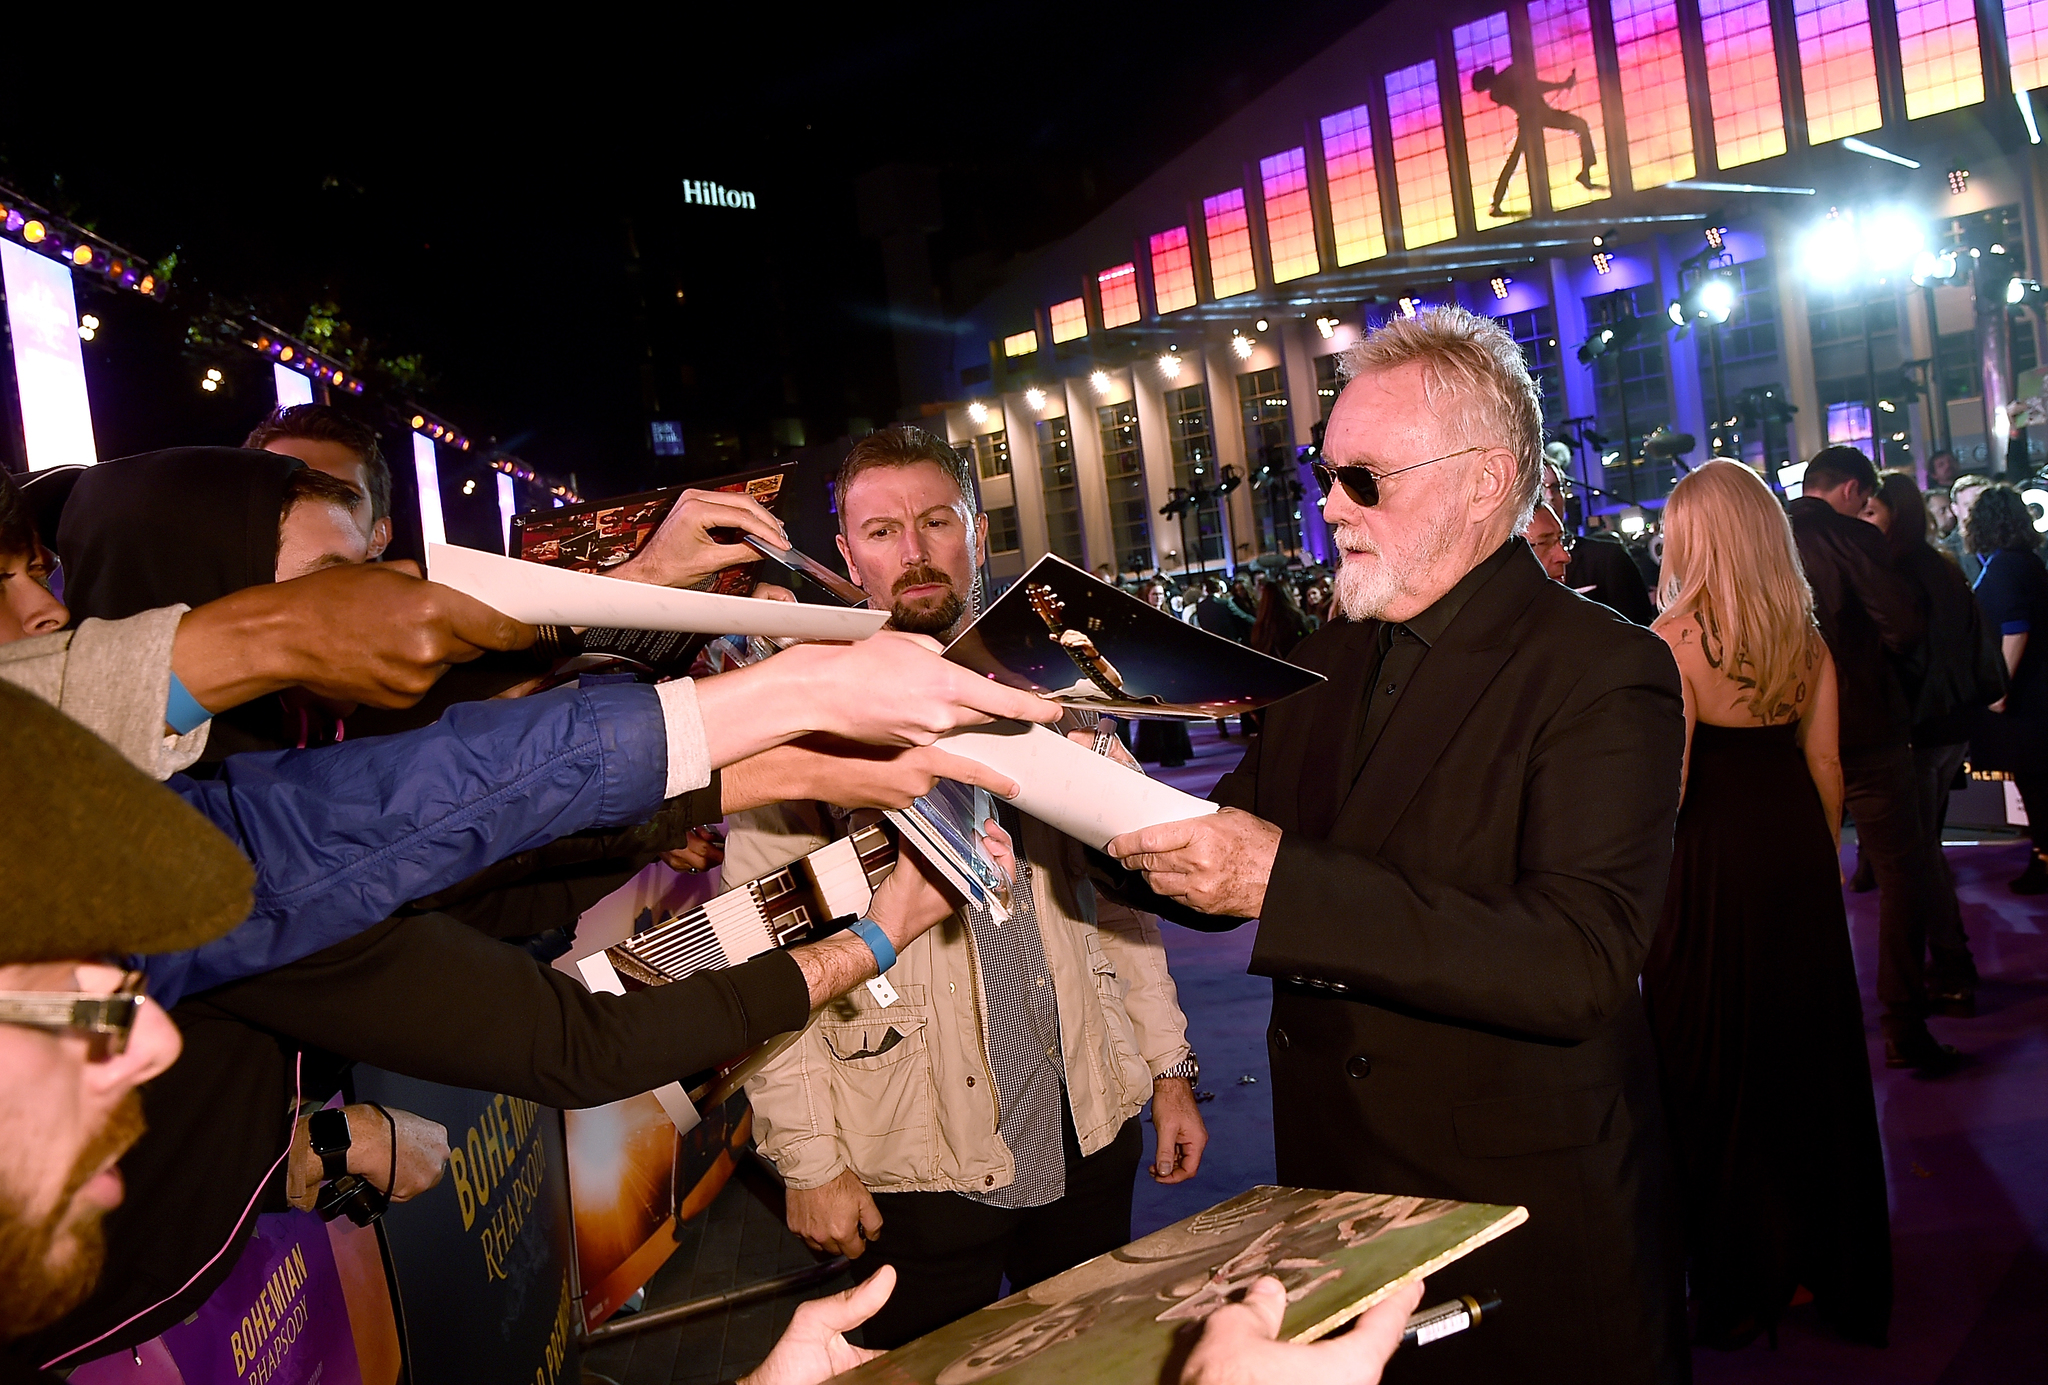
[1,304,2042,1385]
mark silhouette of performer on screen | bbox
[1472,64,1599,217]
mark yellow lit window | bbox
[1098,263,1141,329]
[1385,61,1457,249]
[1002,330,1039,358]
[1150,227,1198,314]
[1259,147,1320,281]
[1612,0,1695,186]
[1319,103,1386,265]
[1526,0,1612,210]
[1454,13,1529,223]
[1793,0,1883,144]
[1895,0,1983,119]
[1049,296,1089,344]
[1204,190,1258,298]
[1698,0,1786,167]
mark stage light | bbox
[1704,226,1725,251]
[1843,137,1919,169]
[1315,316,1338,339]
[2006,278,2045,307]
[278,346,294,362]
[967,401,988,424]
[1696,273,1737,324]
[411,414,426,429]
[1090,370,1111,394]
[1490,277,1511,301]
[201,367,222,393]
[1231,333,1253,360]
[1255,318,1270,332]
[2022,487,2048,533]
[1668,299,1686,327]
[332,372,344,387]
[1025,387,1046,411]
[1992,243,2007,255]
[1619,510,1646,536]
[22,220,45,244]
[1797,212,1861,286]
[1948,167,1970,196]
[137,275,153,295]
[462,478,477,495]
[1912,248,1960,286]
[1592,252,1613,276]
[77,314,99,342]
[1159,353,1183,380]
[1878,399,1896,412]
[1398,297,1419,318]
[70,245,91,267]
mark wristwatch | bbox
[308,1108,352,1183]
[1157,1052,1200,1085]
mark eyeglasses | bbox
[0,969,147,1060]
[1312,446,1484,509]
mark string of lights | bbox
[0,181,164,298]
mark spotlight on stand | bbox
[1669,268,1739,328]
[2006,278,2046,307]
[1592,251,1614,276]
[1912,248,1962,286]
[1490,276,1511,300]
[1948,166,1971,195]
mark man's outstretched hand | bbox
[172,562,537,716]
[739,1264,895,1385]
[1105,807,1281,917]
[1180,1275,1421,1385]
[611,488,790,589]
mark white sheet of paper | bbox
[939,721,1219,849]
[428,543,889,641]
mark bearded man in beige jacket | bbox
[730,425,1206,1349]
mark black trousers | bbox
[1843,743,1957,1036]
[1911,741,1978,990]
[853,1115,1142,1349]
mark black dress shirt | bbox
[1352,540,1518,779]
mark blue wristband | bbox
[164,671,212,736]
[848,916,897,976]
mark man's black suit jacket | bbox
[1566,530,1656,623]
[1124,545,1688,1384]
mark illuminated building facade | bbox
[945,0,2048,579]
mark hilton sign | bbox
[682,179,756,210]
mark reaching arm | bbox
[1796,645,1844,845]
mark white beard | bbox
[1331,484,1467,622]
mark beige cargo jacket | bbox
[730,801,1191,1195]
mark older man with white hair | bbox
[1105,307,1688,1384]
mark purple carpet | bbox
[1130,723,2048,1383]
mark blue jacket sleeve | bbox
[143,682,670,1005]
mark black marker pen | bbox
[1401,1293,1501,1347]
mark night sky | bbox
[2,5,1375,502]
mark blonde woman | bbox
[1642,461,1890,1351]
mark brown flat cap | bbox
[0,681,252,966]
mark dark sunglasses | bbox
[1313,445,1484,508]
[0,969,147,1061]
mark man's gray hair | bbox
[1337,306,1545,530]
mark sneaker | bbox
[2012,852,2048,895]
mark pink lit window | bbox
[1319,103,1386,265]
[1150,227,1198,314]
[1204,189,1258,298]
[1260,147,1320,282]
[1049,296,1089,344]
[1793,0,1882,144]
[1895,0,1983,119]
[1526,0,1611,210]
[1385,60,1457,249]
[2011,0,2048,93]
[1612,0,1695,186]
[1454,13,1528,223]
[1698,0,1786,167]
[1098,263,1141,329]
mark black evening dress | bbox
[1643,720,1893,1347]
